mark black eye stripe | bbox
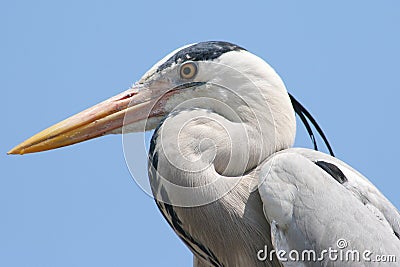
[157,41,245,72]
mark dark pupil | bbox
[183,66,191,75]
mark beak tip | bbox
[7,146,25,155]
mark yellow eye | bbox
[179,62,197,79]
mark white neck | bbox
[149,51,296,206]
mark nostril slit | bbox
[118,92,137,101]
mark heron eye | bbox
[180,62,197,79]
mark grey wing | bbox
[258,148,400,266]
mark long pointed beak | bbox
[8,84,164,155]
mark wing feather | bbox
[258,148,400,266]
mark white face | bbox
[128,43,290,129]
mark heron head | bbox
[8,41,295,155]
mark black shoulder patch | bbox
[395,231,400,240]
[315,161,348,184]
[157,41,245,72]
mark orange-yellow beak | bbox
[8,84,165,155]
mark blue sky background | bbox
[2,1,399,266]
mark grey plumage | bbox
[143,42,399,266]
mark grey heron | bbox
[9,41,400,266]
